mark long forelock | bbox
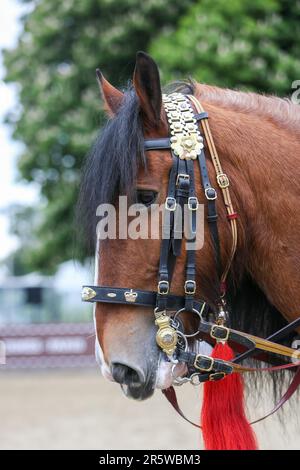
[77,87,145,252]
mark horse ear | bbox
[96,69,124,117]
[133,51,162,127]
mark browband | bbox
[144,138,171,150]
[143,112,209,151]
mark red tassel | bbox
[201,342,258,450]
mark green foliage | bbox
[4,0,193,274]
[150,0,300,95]
[5,0,300,274]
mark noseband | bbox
[82,93,300,421]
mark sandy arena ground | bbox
[0,368,299,450]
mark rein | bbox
[82,92,300,427]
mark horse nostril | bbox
[111,362,144,386]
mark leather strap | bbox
[143,113,209,153]
[156,157,178,312]
[251,366,300,424]
[143,113,209,152]
[236,330,300,360]
[162,366,300,429]
[84,283,300,362]
[198,320,256,350]
[188,95,238,285]
[178,351,300,378]
[198,149,221,280]
[81,285,206,312]
[233,316,300,363]
[162,386,202,429]
[172,159,190,257]
[144,138,171,150]
[184,159,197,312]
[163,318,300,428]
[194,111,209,121]
[178,351,233,374]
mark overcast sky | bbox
[0,0,38,261]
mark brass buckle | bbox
[204,187,217,200]
[217,173,230,189]
[81,287,96,301]
[210,324,230,342]
[158,280,169,295]
[176,173,190,187]
[188,196,199,210]
[165,197,176,211]
[184,280,196,295]
[193,354,214,372]
[209,372,226,381]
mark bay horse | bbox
[78,52,300,449]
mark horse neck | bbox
[200,94,300,321]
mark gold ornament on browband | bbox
[81,287,96,301]
[162,93,204,160]
[124,289,138,303]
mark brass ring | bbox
[173,304,205,338]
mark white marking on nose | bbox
[95,340,114,381]
[155,340,213,389]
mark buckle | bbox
[217,173,230,189]
[184,280,196,295]
[165,197,176,211]
[204,187,217,200]
[188,196,199,210]
[210,324,230,342]
[193,354,214,371]
[209,372,226,381]
[176,173,190,187]
[158,280,169,295]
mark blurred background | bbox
[0,0,300,450]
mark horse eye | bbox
[136,190,158,207]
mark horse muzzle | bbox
[111,362,155,400]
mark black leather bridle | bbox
[82,93,300,411]
[82,109,215,311]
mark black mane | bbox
[76,86,145,253]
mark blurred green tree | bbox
[3,0,193,274]
[150,0,300,95]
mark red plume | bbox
[201,342,258,450]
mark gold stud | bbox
[124,289,138,303]
[81,287,97,301]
